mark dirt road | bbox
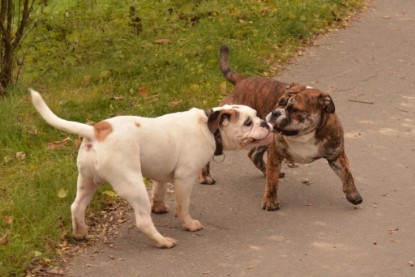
[68,1,415,276]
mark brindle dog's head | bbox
[265,85,335,136]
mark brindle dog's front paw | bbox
[261,198,280,211]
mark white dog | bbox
[30,89,273,248]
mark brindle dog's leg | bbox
[199,162,216,185]
[248,146,267,174]
[248,145,285,178]
[327,153,363,205]
[262,137,282,211]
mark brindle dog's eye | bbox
[289,106,300,113]
[278,98,288,106]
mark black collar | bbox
[205,109,224,156]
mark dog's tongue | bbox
[240,132,274,147]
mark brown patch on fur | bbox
[94,121,112,142]
[135,121,141,127]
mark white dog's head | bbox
[206,104,273,152]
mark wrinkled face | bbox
[207,104,273,150]
[265,87,335,136]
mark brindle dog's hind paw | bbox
[199,175,216,185]
[261,199,280,211]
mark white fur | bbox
[30,89,272,248]
[284,131,320,163]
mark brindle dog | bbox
[200,45,363,211]
[199,45,297,184]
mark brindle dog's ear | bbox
[320,95,335,113]
[207,109,237,134]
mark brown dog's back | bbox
[219,45,287,118]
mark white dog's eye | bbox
[244,119,253,127]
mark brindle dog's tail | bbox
[219,45,245,85]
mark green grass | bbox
[0,0,364,275]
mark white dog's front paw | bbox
[155,236,177,249]
[183,219,204,232]
[72,224,88,240]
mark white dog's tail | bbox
[30,89,95,140]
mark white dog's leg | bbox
[71,174,98,240]
[109,174,177,248]
[174,175,204,232]
[151,182,169,214]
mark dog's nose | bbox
[260,120,269,129]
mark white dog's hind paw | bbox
[183,219,204,232]
[155,237,177,249]
[73,232,88,240]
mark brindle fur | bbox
[263,83,362,210]
[201,45,362,211]
[199,45,292,184]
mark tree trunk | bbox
[0,0,34,97]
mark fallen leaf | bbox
[47,268,64,275]
[0,230,10,245]
[169,99,183,108]
[4,216,13,224]
[48,137,71,150]
[155,39,171,45]
[58,188,68,199]
[75,137,83,149]
[301,178,311,185]
[3,155,13,163]
[138,87,149,98]
[102,190,118,198]
[111,96,125,100]
[388,227,399,234]
[190,83,200,92]
[15,152,26,160]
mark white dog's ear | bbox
[207,109,239,134]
